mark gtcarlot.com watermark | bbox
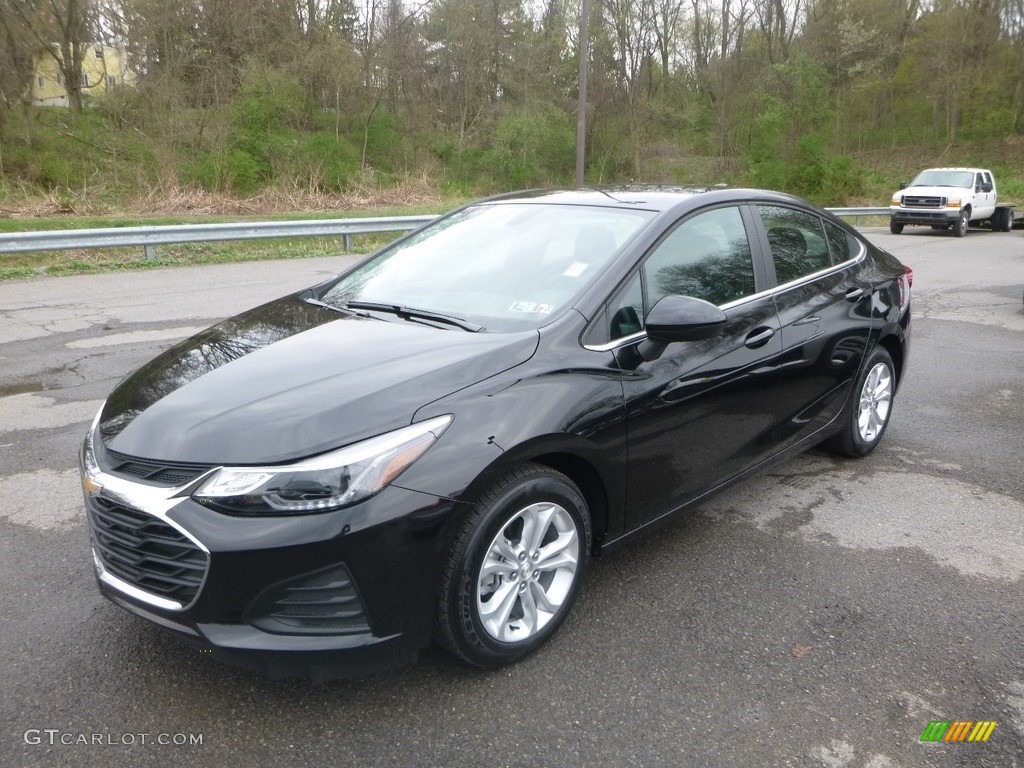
[24,729,203,747]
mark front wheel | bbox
[826,347,896,458]
[889,219,904,235]
[436,463,591,667]
[953,209,970,237]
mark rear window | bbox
[756,205,831,284]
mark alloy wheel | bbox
[857,361,893,443]
[475,502,580,643]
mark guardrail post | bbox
[144,245,156,261]
[343,234,352,251]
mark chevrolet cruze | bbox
[80,188,912,679]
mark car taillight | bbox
[897,266,912,310]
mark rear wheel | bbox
[889,220,904,235]
[827,347,896,458]
[436,463,591,667]
[953,208,970,237]
[1000,208,1015,232]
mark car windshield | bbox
[321,202,655,332]
[910,170,974,188]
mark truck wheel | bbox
[889,220,904,235]
[1001,209,1014,232]
[953,209,969,237]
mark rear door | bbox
[754,205,873,450]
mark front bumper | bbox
[889,207,960,225]
[81,444,460,680]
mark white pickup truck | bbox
[889,167,1016,236]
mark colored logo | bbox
[920,721,997,742]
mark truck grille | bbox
[87,496,208,607]
[903,195,946,208]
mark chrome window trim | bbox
[768,236,866,294]
[584,233,867,352]
[585,330,646,353]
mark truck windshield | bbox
[911,170,975,188]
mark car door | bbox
[754,204,873,450]
[602,204,792,530]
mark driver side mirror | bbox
[637,295,728,362]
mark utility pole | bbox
[575,0,591,187]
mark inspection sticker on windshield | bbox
[509,301,555,314]
[563,261,589,278]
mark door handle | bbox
[744,327,775,349]
[845,287,865,301]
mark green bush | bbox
[360,112,408,172]
[288,133,360,191]
[224,149,262,194]
[492,107,575,187]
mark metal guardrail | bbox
[824,207,890,223]
[0,208,893,259]
[0,215,437,258]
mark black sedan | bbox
[80,188,912,679]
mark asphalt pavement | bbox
[0,226,1022,767]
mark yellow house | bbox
[31,43,133,106]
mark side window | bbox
[606,207,754,340]
[756,205,831,284]
[824,221,851,265]
[645,206,755,308]
[609,273,644,339]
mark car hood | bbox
[899,185,970,199]
[99,295,538,464]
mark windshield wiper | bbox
[303,296,381,321]
[344,300,485,332]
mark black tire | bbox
[826,347,896,458]
[889,219,904,235]
[1001,208,1014,232]
[436,463,591,667]
[953,208,969,237]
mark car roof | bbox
[476,186,809,214]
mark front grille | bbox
[87,496,208,607]
[246,565,370,634]
[903,195,946,208]
[104,450,212,487]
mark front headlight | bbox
[891,195,902,206]
[946,198,961,208]
[193,415,453,515]
[80,404,105,495]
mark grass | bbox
[0,233,405,279]
[0,203,450,233]
[0,204,454,280]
